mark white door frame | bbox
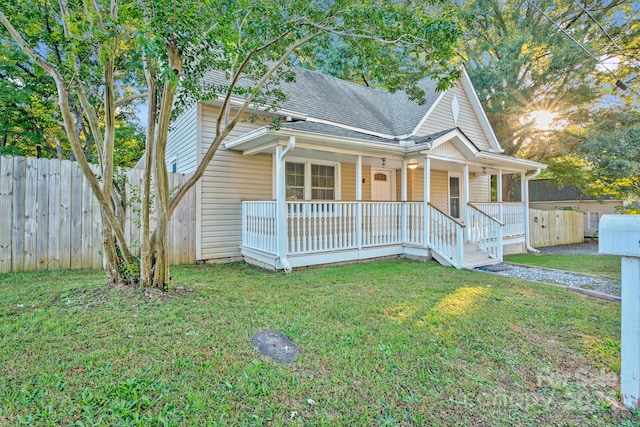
[448,171,463,218]
[370,168,396,201]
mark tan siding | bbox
[410,169,422,201]
[200,105,273,260]
[200,105,272,151]
[430,171,448,212]
[408,168,448,212]
[166,103,198,172]
[416,85,492,151]
[341,162,356,200]
[469,175,491,202]
[362,166,371,200]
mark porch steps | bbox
[429,243,501,269]
[462,242,501,269]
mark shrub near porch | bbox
[0,261,630,425]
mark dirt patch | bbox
[536,242,599,255]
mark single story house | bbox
[165,67,546,270]
[528,179,622,238]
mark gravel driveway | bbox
[475,242,621,301]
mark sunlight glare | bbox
[529,110,559,131]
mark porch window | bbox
[285,161,338,200]
[449,176,461,218]
[311,164,335,200]
[286,163,305,200]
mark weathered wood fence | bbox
[529,208,584,248]
[0,155,196,274]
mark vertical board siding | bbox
[0,155,196,273]
[529,209,584,247]
[11,156,26,273]
[36,158,50,270]
[0,157,14,273]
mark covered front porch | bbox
[242,200,527,270]
[226,125,544,271]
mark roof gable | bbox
[412,68,501,152]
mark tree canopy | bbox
[0,0,463,288]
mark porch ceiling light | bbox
[407,159,419,170]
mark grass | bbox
[0,260,633,426]
[504,253,622,278]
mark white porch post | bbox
[463,163,470,240]
[523,169,541,252]
[401,160,408,243]
[356,155,363,249]
[423,156,431,247]
[497,169,503,222]
[275,137,295,272]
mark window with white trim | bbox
[588,212,599,230]
[286,162,305,200]
[311,164,335,200]
[285,160,338,200]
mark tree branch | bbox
[168,31,320,217]
[115,92,148,107]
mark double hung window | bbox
[285,161,338,200]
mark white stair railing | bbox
[472,202,524,237]
[467,203,504,261]
[427,203,464,268]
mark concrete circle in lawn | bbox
[251,330,298,363]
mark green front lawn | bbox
[0,260,631,425]
[504,253,622,278]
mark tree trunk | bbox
[100,207,122,283]
[149,37,182,289]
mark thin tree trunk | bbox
[140,55,157,287]
[151,37,182,289]
[101,207,122,283]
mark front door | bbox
[371,168,394,201]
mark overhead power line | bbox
[573,0,640,68]
[523,0,640,99]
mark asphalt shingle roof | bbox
[202,67,441,137]
[279,122,460,148]
[279,121,399,143]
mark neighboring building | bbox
[528,179,623,238]
[165,67,546,270]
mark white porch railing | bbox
[467,203,503,261]
[241,200,513,269]
[242,201,278,254]
[428,203,464,268]
[406,202,424,246]
[471,202,525,237]
[287,202,358,254]
[361,202,403,247]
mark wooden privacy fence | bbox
[0,155,196,274]
[529,208,584,248]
